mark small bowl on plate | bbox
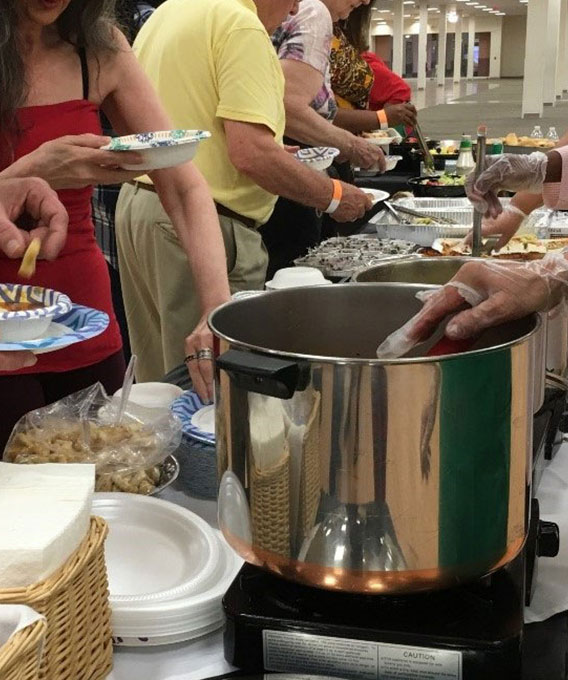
[265,266,331,290]
[112,382,183,421]
[102,129,211,171]
[0,283,72,342]
[295,146,340,173]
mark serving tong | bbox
[384,201,458,226]
[413,118,436,176]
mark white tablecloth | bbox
[109,441,568,678]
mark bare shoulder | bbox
[89,26,134,104]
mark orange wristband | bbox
[324,179,343,214]
[376,109,388,130]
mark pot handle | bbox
[216,349,309,399]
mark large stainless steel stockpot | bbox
[210,284,539,594]
[354,257,550,411]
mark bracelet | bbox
[324,179,343,214]
[504,204,528,219]
[376,109,388,130]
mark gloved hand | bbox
[376,254,568,359]
[466,152,548,219]
[464,204,527,250]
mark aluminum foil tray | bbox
[294,236,419,279]
[371,197,514,246]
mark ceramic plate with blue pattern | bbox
[171,390,215,446]
[0,304,109,353]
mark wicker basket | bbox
[0,517,113,680]
[298,391,322,540]
[250,445,291,556]
[0,617,47,680]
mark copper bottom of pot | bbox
[222,526,526,594]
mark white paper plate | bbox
[101,130,211,171]
[363,129,402,147]
[110,532,243,645]
[362,189,390,205]
[93,493,220,604]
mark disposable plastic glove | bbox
[376,255,568,359]
[466,152,548,219]
[464,205,527,250]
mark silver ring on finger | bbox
[197,348,214,361]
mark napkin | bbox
[248,394,287,471]
[0,463,95,589]
[0,604,44,648]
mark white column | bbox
[466,16,475,80]
[489,17,502,79]
[417,1,428,90]
[392,0,404,76]
[556,0,567,97]
[544,0,561,105]
[453,13,462,83]
[437,6,447,87]
[522,0,548,117]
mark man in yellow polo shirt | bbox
[115,0,377,383]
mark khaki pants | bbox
[115,183,268,382]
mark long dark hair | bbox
[341,3,375,53]
[0,0,118,139]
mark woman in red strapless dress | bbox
[0,0,230,451]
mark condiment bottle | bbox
[530,125,544,139]
[456,135,475,176]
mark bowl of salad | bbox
[407,173,467,198]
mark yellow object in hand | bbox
[18,238,41,279]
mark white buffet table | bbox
[109,442,568,679]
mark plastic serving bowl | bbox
[265,267,331,290]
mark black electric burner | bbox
[224,555,525,680]
[222,383,565,680]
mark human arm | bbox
[101,30,229,400]
[0,352,37,371]
[280,59,385,169]
[0,177,68,259]
[0,134,149,189]
[466,131,568,247]
[333,103,417,134]
[376,255,568,359]
[224,120,371,222]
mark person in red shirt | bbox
[362,51,412,111]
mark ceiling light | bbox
[403,1,414,5]
[447,11,459,22]
[465,2,477,5]
[403,14,411,17]
[378,9,391,12]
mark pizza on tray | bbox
[421,235,568,260]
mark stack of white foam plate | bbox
[92,493,243,647]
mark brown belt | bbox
[127,180,256,230]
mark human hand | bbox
[347,136,386,171]
[464,205,526,250]
[384,102,417,128]
[184,316,216,403]
[375,257,567,358]
[466,152,548,218]
[0,351,37,371]
[11,134,151,190]
[0,177,68,259]
[331,182,372,222]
